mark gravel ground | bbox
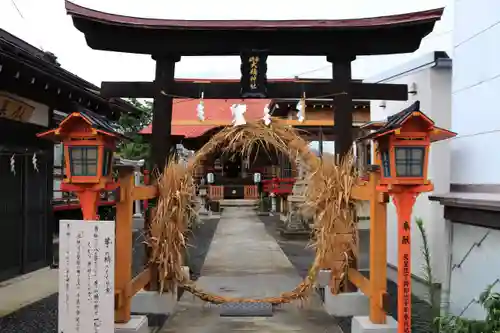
[0,294,58,333]
[0,217,220,333]
[258,215,434,333]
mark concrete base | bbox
[115,315,149,333]
[279,229,310,239]
[219,199,258,207]
[324,291,369,317]
[131,290,177,315]
[317,269,331,288]
[351,316,398,333]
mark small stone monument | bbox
[281,157,312,236]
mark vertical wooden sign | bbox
[240,51,268,98]
[398,218,412,333]
[59,220,115,333]
[393,192,416,333]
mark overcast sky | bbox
[1,0,453,87]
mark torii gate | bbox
[65,1,443,171]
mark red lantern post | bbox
[360,101,456,332]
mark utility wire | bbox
[10,0,24,19]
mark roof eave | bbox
[65,1,443,30]
[66,1,443,56]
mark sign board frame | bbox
[58,220,115,333]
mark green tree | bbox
[117,98,152,160]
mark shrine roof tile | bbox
[139,99,270,137]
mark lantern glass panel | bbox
[381,150,391,177]
[102,149,113,176]
[394,146,425,177]
[69,146,98,176]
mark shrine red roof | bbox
[139,99,270,137]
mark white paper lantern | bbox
[207,172,215,184]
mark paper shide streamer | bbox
[263,104,271,126]
[10,154,15,175]
[8,152,39,175]
[196,92,205,121]
[231,104,247,126]
[296,98,306,123]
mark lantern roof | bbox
[358,101,456,142]
[38,105,128,141]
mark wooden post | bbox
[151,55,180,172]
[149,55,180,290]
[114,167,135,323]
[327,55,356,158]
[328,55,358,292]
[368,166,388,324]
[391,189,418,333]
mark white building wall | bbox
[451,0,500,184]
[368,59,452,288]
[449,224,500,318]
[447,0,500,320]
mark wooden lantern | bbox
[38,108,125,219]
[358,101,456,333]
[361,101,456,187]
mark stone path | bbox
[159,206,341,332]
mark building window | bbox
[69,146,98,176]
[395,146,425,177]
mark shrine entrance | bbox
[65,1,444,329]
[222,154,242,179]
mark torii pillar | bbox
[151,55,180,172]
[328,55,356,158]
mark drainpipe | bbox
[442,221,454,314]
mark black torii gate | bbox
[65,1,443,171]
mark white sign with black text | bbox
[58,220,115,333]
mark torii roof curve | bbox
[65,1,444,56]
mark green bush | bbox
[435,285,500,333]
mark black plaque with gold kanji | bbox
[240,52,268,98]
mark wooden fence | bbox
[111,165,389,324]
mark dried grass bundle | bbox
[185,118,319,175]
[148,119,358,303]
[148,158,195,292]
[305,153,358,294]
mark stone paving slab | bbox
[159,207,341,332]
[0,268,58,317]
